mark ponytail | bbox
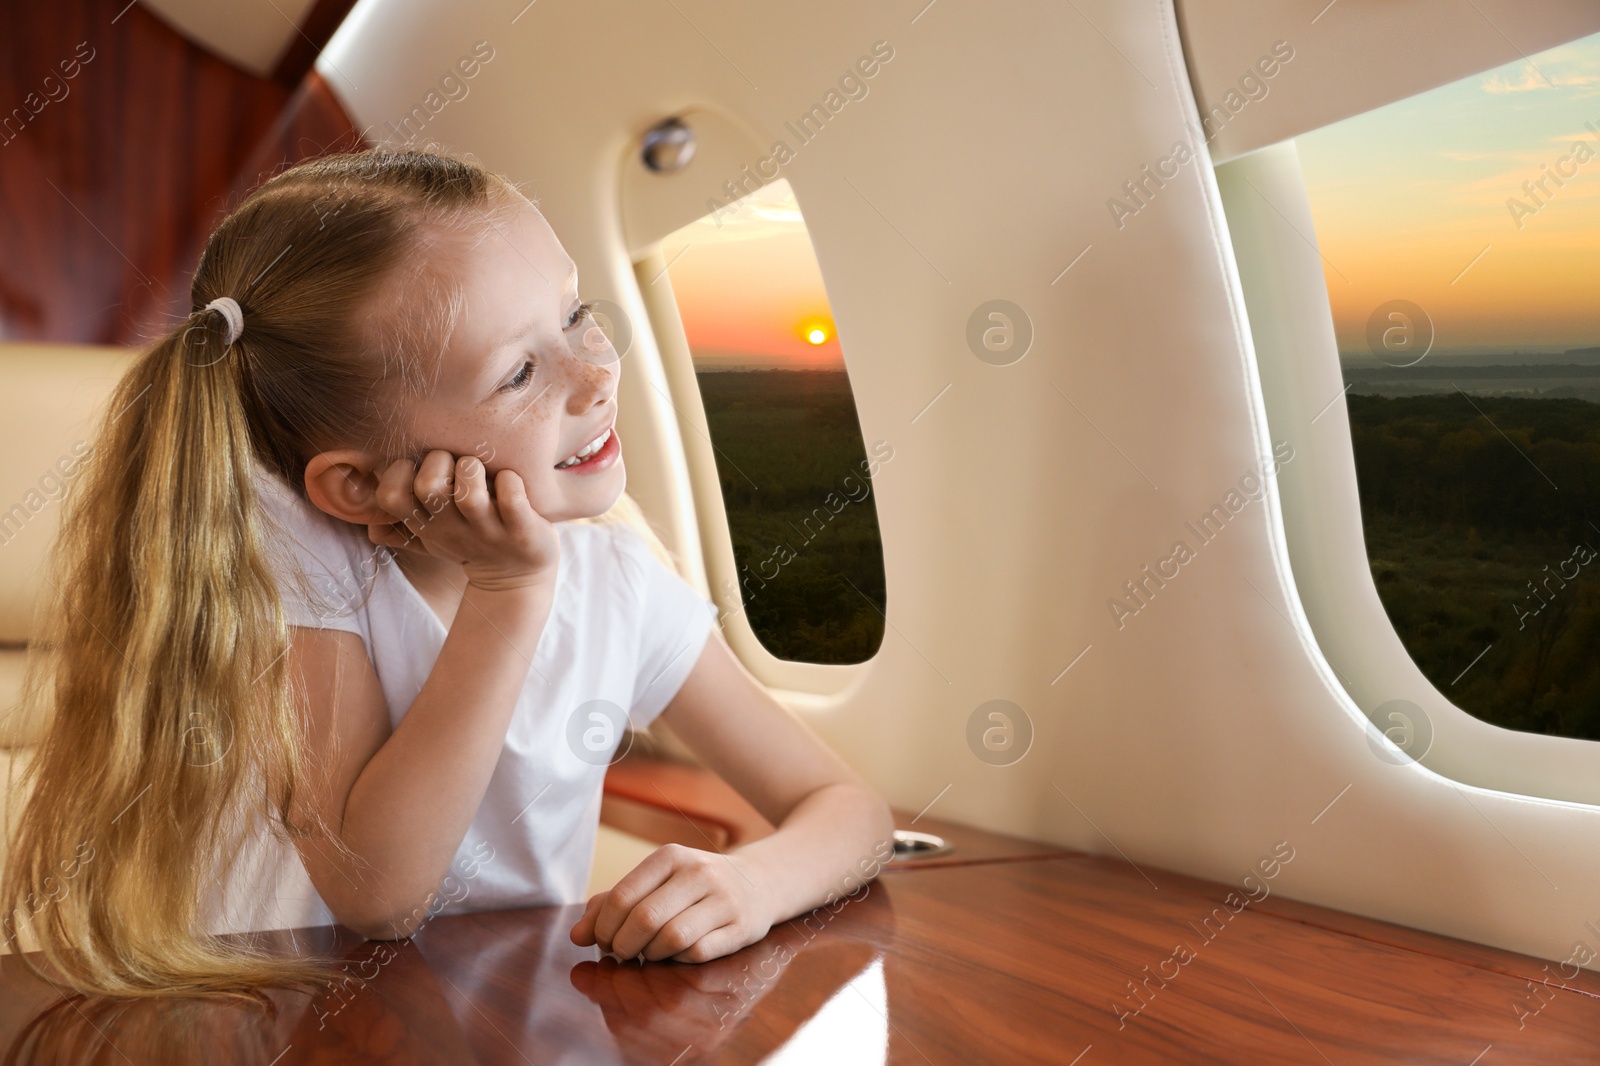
[2,311,339,998]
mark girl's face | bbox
[401,194,625,524]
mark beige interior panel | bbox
[0,345,132,643]
[139,0,322,77]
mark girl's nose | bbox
[563,335,618,413]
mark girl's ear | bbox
[303,450,394,525]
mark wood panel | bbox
[0,0,362,347]
[603,755,775,848]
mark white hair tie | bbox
[203,296,245,346]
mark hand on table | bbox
[569,843,773,963]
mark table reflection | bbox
[0,881,898,1065]
[4,989,301,1066]
[570,915,888,1062]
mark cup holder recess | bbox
[891,829,953,860]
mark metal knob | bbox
[641,117,695,173]
[891,829,952,859]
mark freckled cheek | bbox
[491,389,561,455]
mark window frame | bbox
[1216,139,1600,808]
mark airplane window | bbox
[655,178,887,665]
[1295,31,1600,740]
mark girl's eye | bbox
[565,300,596,330]
[503,359,535,393]
[502,302,596,393]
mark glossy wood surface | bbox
[2,812,1596,1064]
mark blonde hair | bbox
[1,147,675,1000]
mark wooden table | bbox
[3,808,1599,1063]
[3,806,1600,1062]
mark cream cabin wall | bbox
[314,0,1600,968]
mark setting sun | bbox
[658,179,845,370]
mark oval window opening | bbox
[657,178,887,665]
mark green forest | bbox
[1348,392,1600,740]
[698,373,1600,740]
[695,369,887,664]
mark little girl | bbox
[1,147,895,999]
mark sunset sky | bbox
[661,34,1600,367]
[658,178,844,371]
[1297,30,1600,358]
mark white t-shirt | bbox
[206,461,718,937]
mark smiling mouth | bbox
[555,428,613,469]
